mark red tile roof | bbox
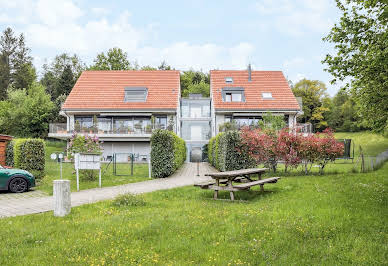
[211,70,300,111]
[62,70,180,111]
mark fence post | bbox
[148,154,152,178]
[53,180,71,217]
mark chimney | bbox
[248,64,252,82]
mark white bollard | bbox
[53,180,71,217]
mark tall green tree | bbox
[325,89,364,132]
[41,53,85,100]
[323,0,388,133]
[0,82,54,138]
[292,79,329,130]
[58,65,74,97]
[181,70,210,97]
[0,27,35,99]
[90,47,133,70]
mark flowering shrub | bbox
[277,129,302,172]
[67,133,102,180]
[315,129,344,174]
[240,127,279,171]
[67,133,102,158]
[239,127,344,174]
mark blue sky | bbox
[0,0,342,95]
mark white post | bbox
[148,154,151,178]
[60,159,63,179]
[99,169,102,188]
[53,180,71,217]
[76,169,79,191]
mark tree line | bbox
[0,0,386,138]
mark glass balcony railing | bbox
[49,123,168,135]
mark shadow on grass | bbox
[198,187,280,202]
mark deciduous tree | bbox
[323,0,388,133]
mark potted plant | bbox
[145,124,152,134]
[134,123,142,133]
[74,121,81,132]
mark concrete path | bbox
[0,163,214,218]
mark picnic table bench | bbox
[194,168,280,201]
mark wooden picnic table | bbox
[195,168,280,201]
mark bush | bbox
[208,136,216,166]
[67,133,102,180]
[151,129,186,178]
[209,131,255,171]
[13,139,45,178]
[112,193,146,207]
[5,141,14,167]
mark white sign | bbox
[50,153,57,160]
[74,153,102,191]
[75,154,101,170]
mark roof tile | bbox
[62,70,180,110]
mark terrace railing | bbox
[49,123,168,135]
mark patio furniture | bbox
[195,168,280,201]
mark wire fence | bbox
[352,149,388,173]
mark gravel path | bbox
[0,163,214,218]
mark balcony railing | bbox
[49,123,168,135]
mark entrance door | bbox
[191,126,202,141]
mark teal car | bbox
[0,165,36,193]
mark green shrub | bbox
[5,140,14,167]
[112,193,146,207]
[173,134,186,171]
[13,138,45,178]
[208,137,214,165]
[209,131,255,171]
[223,131,256,171]
[151,129,186,178]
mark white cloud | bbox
[133,42,255,71]
[2,0,256,72]
[255,0,332,36]
[36,0,83,26]
[91,7,109,17]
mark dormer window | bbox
[225,77,233,83]
[262,92,273,99]
[124,87,148,102]
[222,87,245,102]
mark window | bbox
[262,92,273,99]
[222,87,245,102]
[124,87,148,102]
[225,77,233,83]
[232,93,242,102]
[155,116,167,129]
[225,93,232,102]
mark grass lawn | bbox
[334,131,388,156]
[0,162,387,265]
[39,141,150,194]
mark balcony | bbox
[48,123,168,140]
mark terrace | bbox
[48,115,169,140]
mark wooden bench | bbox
[195,168,281,201]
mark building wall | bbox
[101,141,150,160]
[215,114,226,135]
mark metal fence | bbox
[353,149,388,172]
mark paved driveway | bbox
[0,163,214,218]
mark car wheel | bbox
[9,177,28,193]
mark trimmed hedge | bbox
[151,130,186,178]
[13,139,45,179]
[208,131,256,171]
[5,140,14,167]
